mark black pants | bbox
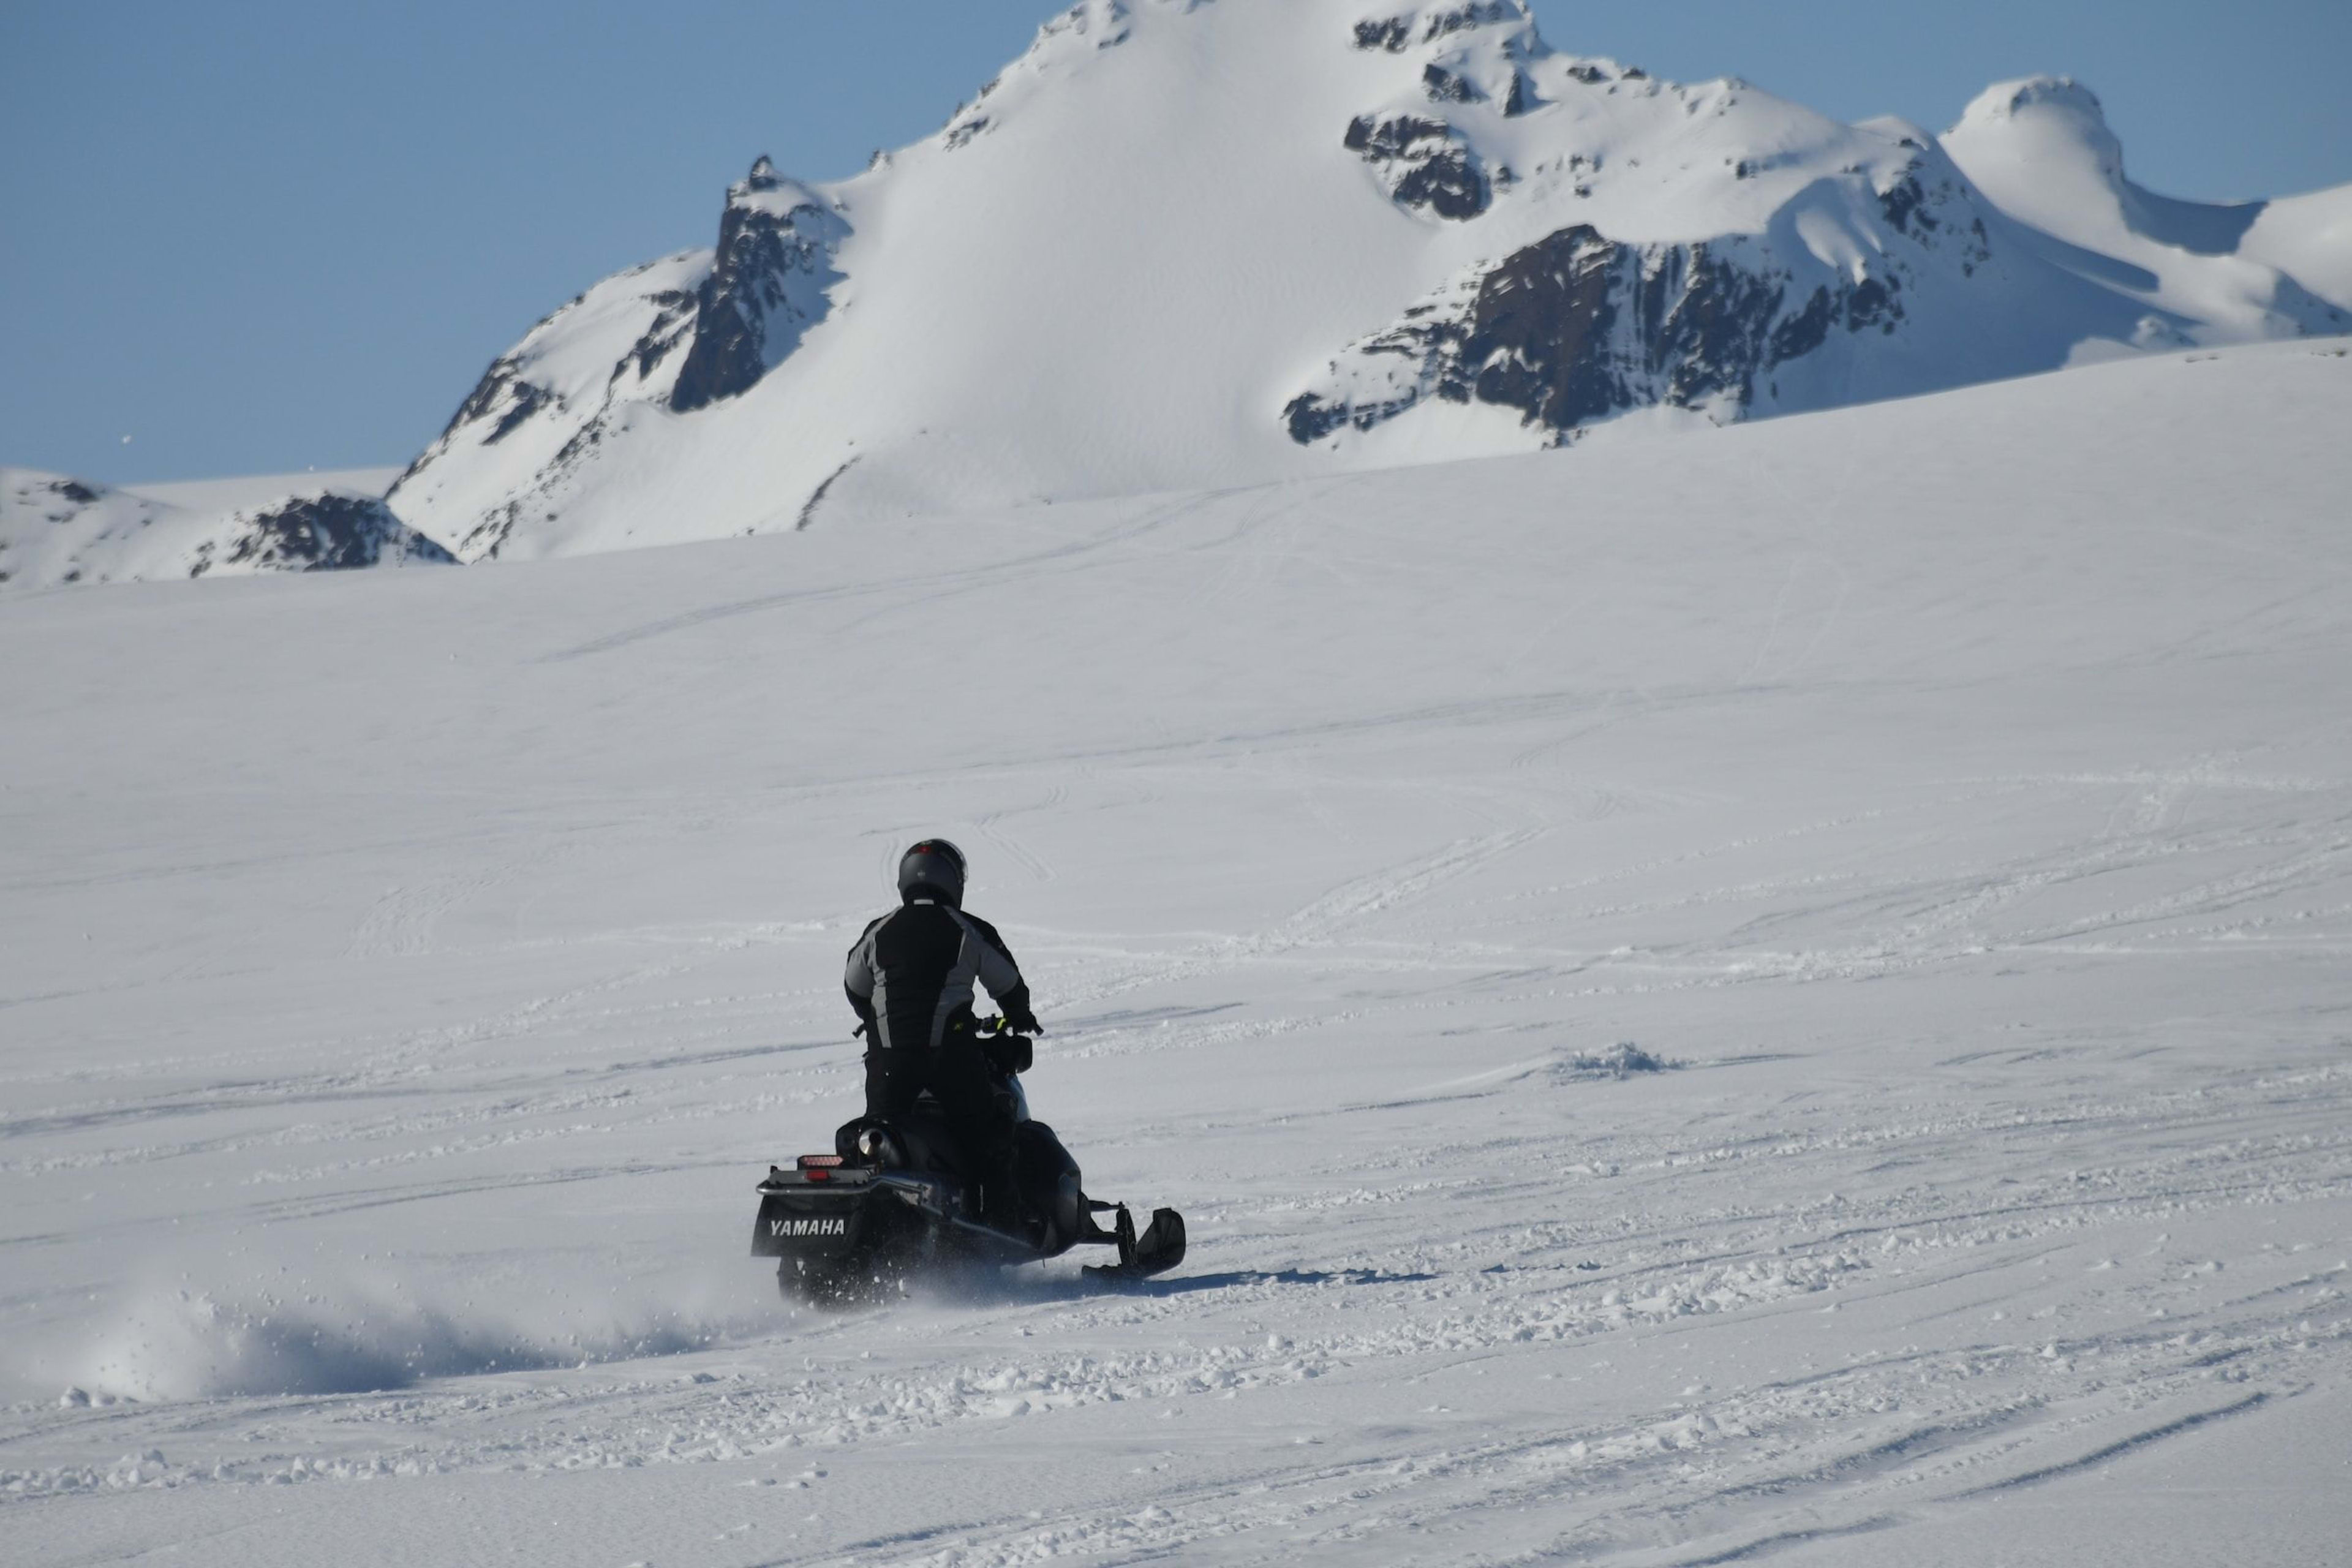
[864,1034,1022,1225]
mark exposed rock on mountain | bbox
[0,471,451,594]
[1289,227,1776,441]
[1345,113,1490,220]
[1288,136,2008,443]
[386,160,847,559]
[669,158,850,413]
[385,251,713,560]
[192,494,455,577]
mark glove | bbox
[999,985,1042,1038]
[984,1033,1034,1076]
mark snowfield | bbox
[3,342,2351,1564]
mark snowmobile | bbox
[751,1017,1185,1303]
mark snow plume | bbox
[55,1262,777,1402]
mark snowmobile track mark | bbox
[1047,827,1544,1011]
[1950,1390,2272,1498]
[538,490,1220,662]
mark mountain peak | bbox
[1350,1,1539,53]
[1942,72,2345,334]
[1962,75,2108,126]
[741,154,781,194]
[1954,77,2124,186]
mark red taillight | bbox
[797,1155,843,1169]
[804,1169,830,1182]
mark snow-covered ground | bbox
[3,341,2350,1564]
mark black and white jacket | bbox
[845,899,1033,1050]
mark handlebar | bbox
[974,1015,1035,1075]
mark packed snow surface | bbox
[3,343,2351,1563]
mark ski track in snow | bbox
[2,347,2351,1562]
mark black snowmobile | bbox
[751,1017,1185,1303]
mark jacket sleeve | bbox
[843,919,880,1030]
[962,913,1038,1029]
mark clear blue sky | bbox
[4,0,2346,486]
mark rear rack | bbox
[758,1161,876,1191]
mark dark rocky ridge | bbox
[1423,63,1482,104]
[1344,114,1490,221]
[670,158,846,413]
[391,156,847,562]
[622,290,700,388]
[193,496,456,577]
[440,360,548,449]
[1285,224,1912,444]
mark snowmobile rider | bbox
[843,839,1043,1232]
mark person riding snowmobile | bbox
[843,839,1042,1233]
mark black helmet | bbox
[897,839,967,906]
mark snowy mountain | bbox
[1940,77,2352,337]
[0,469,452,594]
[383,0,2350,564]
